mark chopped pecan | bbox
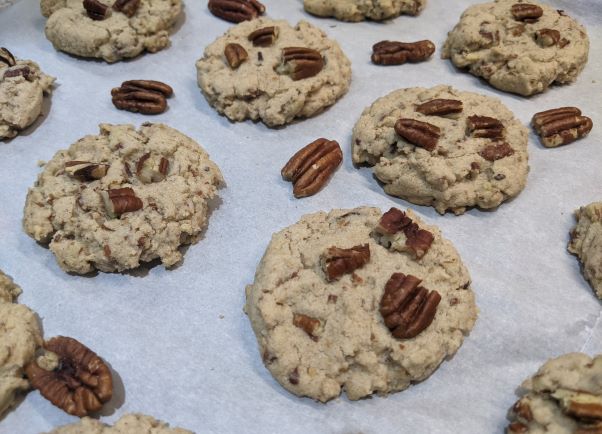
[24,336,112,417]
[553,389,602,421]
[320,244,370,282]
[479,141,515,161]
[415,99,463,116]
[559,38,570,48]
[575,424,602,434]
[374,208,434,259]
[111,80,173,115]
[532,107,593,147]
[479,22,499,47]
[293,313,320,339]
[83,0,109,20]
[3,66,32,79]
[281,138,342,198]
[379,273,441,339]
[248,26,278,47]
[279,47,324,80]
[534,28,561,47]
[208,0,265,23]
[394,118,440,151]
[224,43,248,69]
[510,24,526,37]
[65,161,109,182]
[101,187,143,218]
[507,422,529,433]
[136,153,169,183]
[467,115,505,139]
[112,0,140,16]
[371,40,435,65]
[513,399,534,421]
[288,367,299,385]
[0,47,16,67]
[511,3,543,22]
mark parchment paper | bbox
[0,0,601,432]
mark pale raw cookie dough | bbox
[506,353,602,433]
[352,85,529,215]
[47,413,193,434]
[196,18,351,127]
[568,202,602,299]
[41,0,182,63]
[441,0,589,96]
[303,0,425,22]
[0,56,54,140]
[23,123,224,274]
[245,207,477,402]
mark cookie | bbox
[352,85,529,215]
[304,0,425,22]
[23,123,224,274]
[568,202,602,299]
[47,413,193,433]
[0,270,21,303]
[245,207,477,402]
[507,353,602,433]
[0,48,54,140]
[40,0,182,63]
[196,18,351,127]
[441,0,589,96]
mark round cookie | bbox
[352,85,529,215]
[23,123,224,274]
[245,206,477,402]
[196,18,351,127]
[568,202,602,299]
[0,49,54,140]
[47,413,193,433]
[40,0,182,63]
[507,353,602,433]
[303,0,426,22]
[442,0,589,96]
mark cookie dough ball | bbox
[23,123,224,274]
[40,0,182,63]
[245,207,477,402]
[568,202,602,299]
[442,0,589,96]
[352,85,529,215]
[304,0,426,22]
[507,353,602,433]
[47,413,193,433]
[0,50,54,140]
[196,18,351,127]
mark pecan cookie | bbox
[40,0,181,63]
[304,0,426,22]
[47,413,193,433]
[245,207,477,401]
[507,353,602,433]
[196,18,351,127]
[352,85,529,215]
[442,0,589,96]
[23,123,224,274]
[568,202,602,299]
[0,48,54,140]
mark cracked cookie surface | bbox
[245,207,477,402]
[48,413,193,433]
[303,0,425,22]
[40,0,182,63]
[568,202,602,299]
[441,0,589,96]
[23,123,224,274]
[196,18,351,127]
[352,85,528,215]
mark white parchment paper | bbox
[0,0,601,432]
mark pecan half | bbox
[0,47,16,67]
[65,161,109,182]
[278,47,324,81]
[532,107,593,148]
[136,153,169,183]
[479,141,515,161]
[415,99,463,116]
[394,118,440,151]
[281,138,342,198]
[467,115,505,139]
[293,313,320,339]
[83,0,109,20]
[111,80,173,115]
[320,244,370,282]
[24,336,113,417]
[224,43,248,69]
[511,3,543,22]
[379,273,441,339]
[371,40,435,65]
[101,187,143,218]
[208,0,265,23]
[535,28,561,47]
[374,208,434,259]
[553,389,602,421]
[112,0,140,16]
[248,26,278,47]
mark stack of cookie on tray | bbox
[0,0,600,432]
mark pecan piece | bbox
[553,389,602,421]
[511,3,543,22]
[507,422,529,433]
[320,244,370,282]
[0,47,16,67]
[534,28,561,47]
[248,26,278,47]
[136,153,169,183]
[532,107,593,148]
[394,118,440,151]
[293,313,320,339]
[379,273,441,339]
[371,40,435,65]
[65,161,109,182]
[111,80,173,115]
[24,336,113,417]
[3,66,32,79]
[112,0,140,16]
[479,141,515,161]
[281,138,342,198]
[83,0,109,20]
[374,208,434,259]
[208,0,265,23]
[279,47,324,80]
[100,187,143,218]
[467,115,505,139]
[512,399,534,422]
[224,43,248,69]
[415,99,463,117]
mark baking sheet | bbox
[0,0,601,432]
